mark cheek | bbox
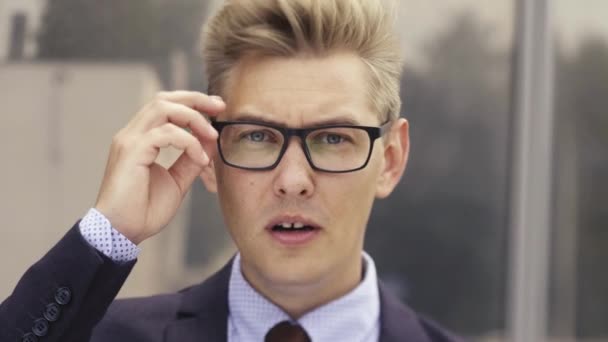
[216,167,266,223]
[216,168,246,218]
[323,173,377,223]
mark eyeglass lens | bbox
[218,124,372,171]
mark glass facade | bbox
[550,1,608,339]
[365,1,513,337]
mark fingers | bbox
[140,100,219,140]
[139,123,208,167]
[94,91,223,241]
[168,152,206,195]
[114,90,223,182]
[156,90,225,114]
[128,91,225,140]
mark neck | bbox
[240,255,363,319]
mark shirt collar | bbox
[228,252,380,341]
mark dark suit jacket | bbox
[1,223,464,342]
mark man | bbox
[1,0,463,341]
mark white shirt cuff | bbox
[79,208,140,262]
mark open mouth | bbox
[267,218,321,245]
[271,222,317,232]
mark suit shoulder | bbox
[378,281,465,341]
[108,292,181,319]
[417,315,466,342]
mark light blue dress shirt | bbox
[79,209,381,341]
[227,253,380,342]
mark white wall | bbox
[0,62,195,298]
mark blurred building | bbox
[0,0,45,60]
[0,63,233,299]
[0,0,235,300]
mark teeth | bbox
[278,222,306,229]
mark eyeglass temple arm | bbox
[379,119,394,136]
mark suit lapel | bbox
[164,260,233,342]
[378,281,431,342]
[164,260,437,342]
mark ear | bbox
[199,159,218,193]
[376,118,410,198]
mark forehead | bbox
[221,52,379,126]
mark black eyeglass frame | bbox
[210,120,393,173]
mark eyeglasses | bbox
[210,120,392,173]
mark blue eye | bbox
[324,134,344,144]
[309,131,354,147]
[241,129,279,144]
[247,131,267,142]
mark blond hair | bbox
[202,0,403,120]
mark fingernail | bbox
[210,95,224,106]
[209,127,218,138]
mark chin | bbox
[258,253,327,287]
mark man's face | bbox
[202,52,407,291]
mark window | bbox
[550,1,608,339]
[365,1,514,337]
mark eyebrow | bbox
[233,112,362,127]
[233,113,286,126]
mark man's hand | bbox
[94,91,225,245]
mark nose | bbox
[273,138,315,198]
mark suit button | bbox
[55,286,71,305]
[32,318,49,337]
[44,302,61,322]
[22,332,38,342]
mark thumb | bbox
[168,152,205,196]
